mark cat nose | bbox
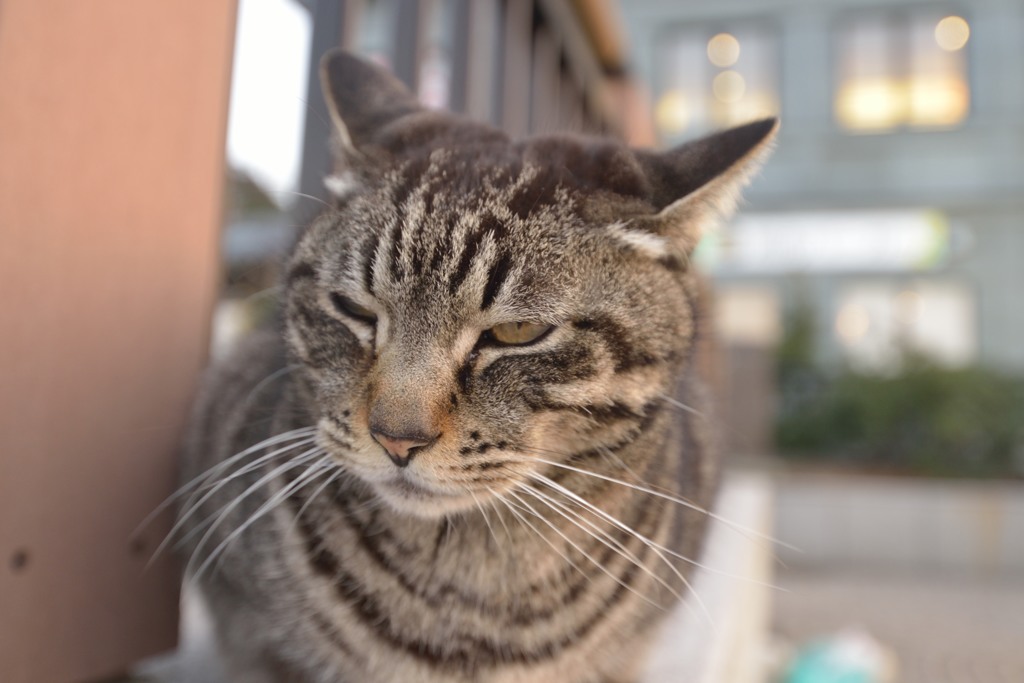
[370,429,437,467]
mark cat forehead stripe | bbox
[357,159,549,306]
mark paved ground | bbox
[771,570,1024,683]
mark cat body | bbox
[179,50,776,683]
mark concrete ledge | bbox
[774,474,1024,576]
[644,472,776,683]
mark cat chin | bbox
[371,480,480,519]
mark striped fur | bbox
[179,51,776,683]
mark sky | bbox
[226,0,311,205]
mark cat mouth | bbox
[380,474,456,499]
[372,473,484,518]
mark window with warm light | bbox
[654,25,779,140]
[834,281,975,371]
[835,11,971,132]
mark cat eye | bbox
[329,292,377,324]
[486,321,553,346]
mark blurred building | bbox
[623,0,1024,374]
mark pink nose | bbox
[371,430,435,467]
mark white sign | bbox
[696,210,952,274]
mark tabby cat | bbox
[177,49,776,683]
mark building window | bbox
[834,280,975,370]
[654,24,779,141]
[835,11,971,132]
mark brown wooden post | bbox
[0,1,237,681]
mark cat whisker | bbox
[530,469,781,600]
[348,496,387,516]
[658,393,706,418]
[294,93,338,140]
[136,427,317,540]
[198,453,336,580]
[485,488,517,546]
[187,448,329,574]
[185,447,324,581]
[183,434,320,505]
[518,452,800,554]
[516,485,685,606]
[518,443,662,493]
[149,436,320,566]
[487,487,590,583]
[241,284,284,304]
[211,462,338,572]
[274,190,334,210]
[530,465,783,585]
[596,448,710,515]
[146,435,320,567]
[524,474,713,628]
[289,466,347,534]
[241,364,303,407]
[169,447,320,555]
[583,462,790,591]
[595,444,646,483]
[187,427,318,492]
[469,490,500,553]
[514,446,795,579]
[505,488,667,613]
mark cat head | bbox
[283,50,776,518]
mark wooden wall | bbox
[0,1,237,681]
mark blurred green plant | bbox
[775,304,1024,478]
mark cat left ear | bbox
[319,49,423,161]
[634,118,779,252]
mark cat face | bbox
[282,51,776,518]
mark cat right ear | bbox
[319,49,423,163]
[632,118,779,253]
